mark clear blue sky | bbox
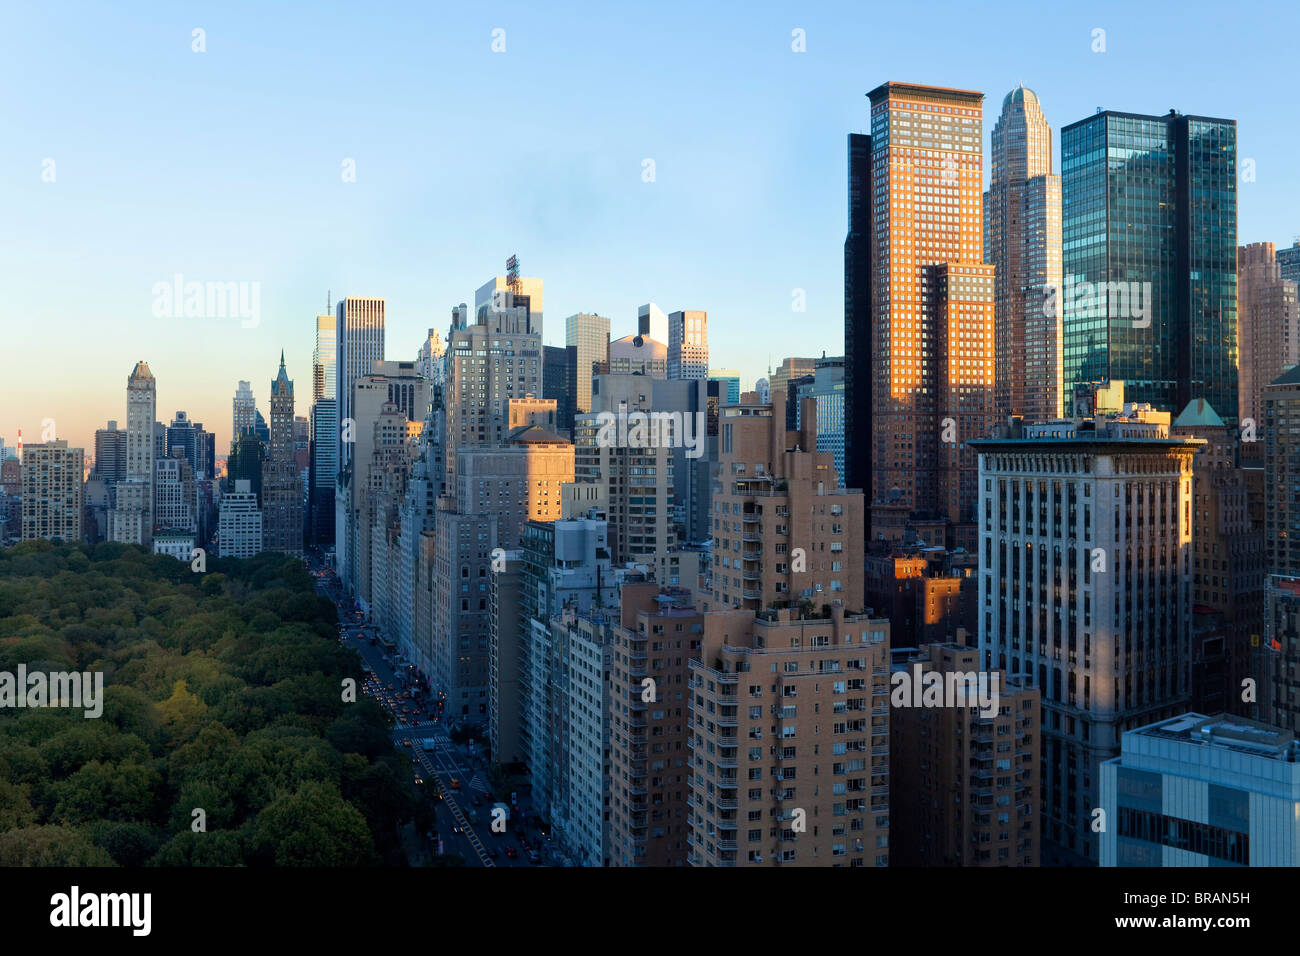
[4,0,1297,455]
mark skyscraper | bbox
[311,312,339,546]
[890,643,1039,866]
[313,312,337,403]
[1265,365,1300,731]
[1171,398,1265,716]
[1277,239,1300,285]
[687,607,892,867]
[20,440,83,542]
[710,387,864,612]
[153,454,195,533]
[337,361,429,604]
[165,411,199,472]
[637,302,668,344]
[667,309,708,380]
[262,352,303,556]
[1062,109,1238,421]
[1237,242,1299,430]
[985,86,1063,423]
[94,421,126,485]
[218,479,262,558]
[108,361,156,546]
[707,369,741,405]
[573,374,677,564]
[444,292,542,489]
[768,357,818,414]
[476,271,543,332]
[844,132,873,504]
[335,296,385,470]
[794,355,847,489]
[867,82,992,540]
[416,327,445,387]
[232,380,256,441]
[565,312,610,417]
[542,344,577,436]
[974,402,1201,864]
[433,427,575,724]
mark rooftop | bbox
[1135,713,1298,762]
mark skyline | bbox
[6,0,1300,455]
[2,1,1297,882]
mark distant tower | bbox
[108,361,157,545]
[985,86,1062,423]
[262,351,303,556]
[233,381,256,442]
[336,297,386,470]
[667,310,709,381]
[310,311,339,547]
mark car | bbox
[505,846,518,859]
[402,739,412,747]
[450,778,461,790]
[413,774,423,784]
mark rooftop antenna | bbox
[327,289,331,314]
[506,254,521,294]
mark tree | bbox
[250,782,374,866]
[0,825,115,866]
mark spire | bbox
[279,349,286,370]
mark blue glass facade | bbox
[1061,111,1237,420]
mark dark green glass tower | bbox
[1062,110,1238,421]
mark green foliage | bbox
[249,781,374,866]
[0,824,115,866]
[0,543,414,866]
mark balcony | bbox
[692,659,740,683]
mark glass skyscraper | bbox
[794,355,847,488]
[311,312,339,546]
[565,312,610,417]
[1061,110,1238,421]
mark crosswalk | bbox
[410,740,492,868]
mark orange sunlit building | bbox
[867,82,995,541]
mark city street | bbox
[307,554,551,867]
